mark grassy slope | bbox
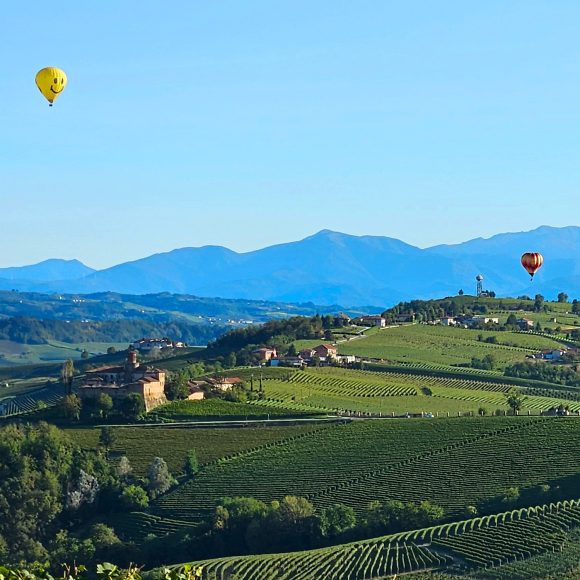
[336,325,567,368]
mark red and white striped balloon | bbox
[521,252,544,280]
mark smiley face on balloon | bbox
[35,67,67,107]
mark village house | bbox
[541,349,566,361]
[463,315,500,327]
[299,348,316,360]
[132,337,173,352]
[186,381,206,400]
[516,318,534,330]
[335,354,356,365]
[313,343,338,360]
[279,356,305,368]
[299,348,316,359]
[132,337,187,352]
[78,351,167,412]
[440,316,457,326]
[334,312,352,326]
[359,315,387,328]
[207,376,243,390]
[252,347,278,361]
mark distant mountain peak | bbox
[0,259,95,283]
[2,225,580,306]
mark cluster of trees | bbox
[0,421,193,568]
[201,496,443,557]
[207,314,348,363]
[0,563,203,580]
[470,354,496,370]
[384,294,580,324]
[479,480,576,514]
[57,393,146,423]
[164,362,256,404]
[0,317,226,346]
[0,420,444,569]
[505,362,580,388]
[384,297,494,323]
[130,495,444,568]
[0,423,131,564]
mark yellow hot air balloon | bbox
[35,67,67,106]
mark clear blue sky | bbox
[2,1,580,269]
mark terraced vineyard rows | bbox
[432,387,580,413]
[259,368,580,416]
[475,528,580,579]
[433,500,580,569]
[378,360,504,375]
[0,387,62,417]
[314,419,580,516]
[182,500,580,579]
[153,419,508,521]
[67,423,330,476]
[151,418,580,524]
[287,370,418,397]
[110,511,197,542]
[154,398,319,421]
[189,538,451,579]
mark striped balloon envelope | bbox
[521,252,544,280]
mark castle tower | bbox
[124,350,139,383]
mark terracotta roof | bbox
[208,376,242,385]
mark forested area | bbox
[0,317,226,346]
[505,361,580,387]
[206,314,347,361]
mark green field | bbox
[336,325,567,368]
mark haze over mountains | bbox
[2,226,579,308]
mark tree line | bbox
[384,294,580,323]
[0,317,226,345]
[207,314,347,363]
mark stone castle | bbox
[78,350,167,412]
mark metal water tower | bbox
[476,274,484,297]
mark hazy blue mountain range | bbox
[1,226,579,307]
[0,259,94,285]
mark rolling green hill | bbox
[173,499,580,579]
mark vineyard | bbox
[180,499,580,579]
[336,324,568,368]
[0,386,62,417]
[66,423,329,476]
[153,398,322,421]
[149,417,580,528]
[255,367,580,416]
